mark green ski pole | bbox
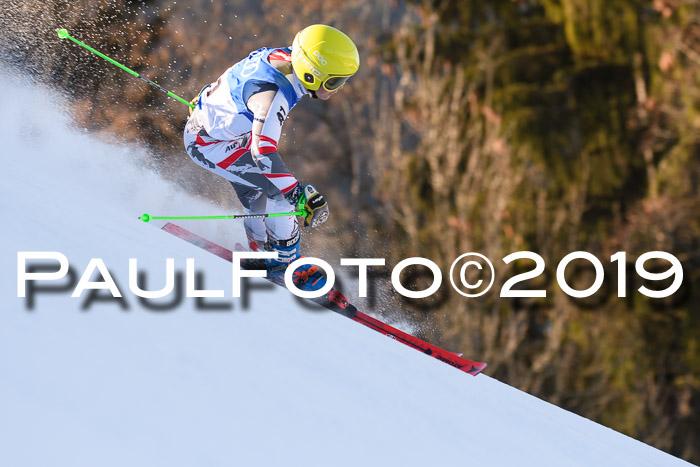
[141,195,310,222]
[139,210,308,223]
[56,28,195,109]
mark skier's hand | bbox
[301,184,329,228]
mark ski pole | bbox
[56,28,195,109]
[139,211,308,223]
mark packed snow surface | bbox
[0,72,691,466]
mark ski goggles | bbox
[322,75,351,91]
[301,71,352,92]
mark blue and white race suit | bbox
[183,47,310,250]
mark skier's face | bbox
[315,86,341,100]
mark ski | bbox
[160,222,487,375]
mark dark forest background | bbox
[1,0,699,462]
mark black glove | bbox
[301,184,329,227]
[284,184,329,227]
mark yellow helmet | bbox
[291,24,359,92]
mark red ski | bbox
[161,222,487,375]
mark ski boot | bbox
[265,237,326,292]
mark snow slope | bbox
[0,72,692,467]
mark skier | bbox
[183,25,359,288]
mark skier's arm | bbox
[246,89,299,196]
[246,88,329,226]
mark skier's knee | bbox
[232,184,264,211]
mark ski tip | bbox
[57,28,69,39]
[139,213,151,223]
